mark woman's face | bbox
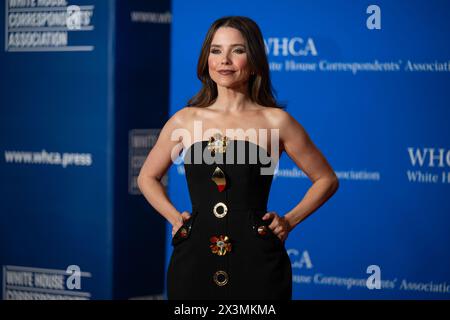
[208,27,251,89]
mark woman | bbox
[137,16,339,300]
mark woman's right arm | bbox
[137,108,191,231]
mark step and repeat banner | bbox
[167,0,450,299]
[1,0,448,300]
[0,0,170,299]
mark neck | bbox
[213,84,252,112]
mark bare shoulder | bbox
[172,106,210,123]
[169,106,195,126]
[155,106,196,146]
[259,107,310,149]
[166,106,210,146]
[260,107,297,128]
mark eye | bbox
[210,49,221,54]
[233,48,246,54]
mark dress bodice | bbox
[168,135,292,300]
[183,139,276,211]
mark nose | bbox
[221,53,231,65]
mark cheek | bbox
[208,56,219,70]
[234,56,249,70]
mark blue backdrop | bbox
[0,0,170,299]
[167,0,450,299]
[1,0,449,300]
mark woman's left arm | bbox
[264,109,339,240]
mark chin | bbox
[213,79,233,86]
[218,83,241,89]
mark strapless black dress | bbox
[167,135,292,300]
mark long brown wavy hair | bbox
[187,16,284,109]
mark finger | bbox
[275,232,284,241]
[262,212,274,220]
[273,225,283,234]
[268,215,280,230]
[181,211,191,221]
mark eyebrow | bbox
[210,44,246,48]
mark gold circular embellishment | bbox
[213,202,228,218]
[213,270,229,286]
